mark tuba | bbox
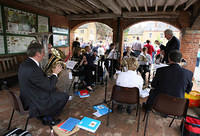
[44,48,66,76]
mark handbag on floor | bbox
[182,115,200,136]
[3,128,32,136]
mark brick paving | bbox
[0,79,199,136]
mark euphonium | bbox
[44,48,66,75]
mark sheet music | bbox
[66,60,78,69]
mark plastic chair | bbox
[107,85,141,132]
[7,90,30,130]
[143,93,189,136]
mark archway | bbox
[74,22,113,49]
[123,21,181,51]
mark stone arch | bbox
[69,20,114,55]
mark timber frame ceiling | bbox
[14,0,200,23]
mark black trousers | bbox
[138,65,150,83]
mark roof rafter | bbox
[184,0,198,11]
[86,0,109,12]
[98,0,121,15]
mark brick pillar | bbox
[180,29,200,73]
[69,30,75,56]
[112,18,123,60]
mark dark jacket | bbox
[164,36,180,63]
[18,58,69,117]
[147,64,193,106]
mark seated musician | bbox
[105,43,120,78]
[18,41,71,126]
[123,46,136,58]
[116,57,143,114]
[143,50,193,111]
[47,43,70,94]
[138,47,152,86]
[82,46,97,91]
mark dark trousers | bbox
[138,65,150,83]
[105,59,119,78]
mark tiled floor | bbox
[0,79,199,136]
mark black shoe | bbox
[42,116,61,126]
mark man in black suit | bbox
[143,50,193,110]
[163,29,180,63]
[18,41,70,125]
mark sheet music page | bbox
[66,60,78,69]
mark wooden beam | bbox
[155,0,158,11]
[120,0,132,11]
[173,0,188,11]
[68,11,180,20]
[16,0,36,2]
[65,0,93,14]
[144,0,148,12]
[184,0,198,11]
[79,0,101,13]
[45,0,79,14]
[68,13,118,20]
[86,0,109,12]
[57,0,88,14]
[99,0,121,15]
[133,0,139,11]
[127,0,134,7]
[150,0,154,7]
[163,0,169,11]
[123,11,180,18]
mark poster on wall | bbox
[0,6,3,33]
[7,36,35,53]
[38,15,49,32]
[4,7,37,35]
[53,35,68,47]
[0,35,5,54]
[52,27,68,34]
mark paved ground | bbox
[0,77,199,136]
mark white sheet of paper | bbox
[66,60,78,69]
[69,71,72,79]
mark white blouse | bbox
[116,70,143,92]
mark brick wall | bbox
[180,29,200,73]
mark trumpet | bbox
[44,48,66,76]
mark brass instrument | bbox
[44,48,66,75]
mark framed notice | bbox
[52,27,69,47]
[7,36,35,53]
[38,15,49,32]
[0,35,5,54]
[4,7,37,35]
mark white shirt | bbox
[116,70,143,92]
[138,53,152,65]
[29,57,39,67]
[132,40,143,51]
[107,49,118,59]
[29,57,58,77]
[98,47,105,56]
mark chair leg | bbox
[137,104,141,132]
[169,116,175,127]
[181,119,185,136]
[25,116,30,130]
[136,103,139,117]
[144,112,150,136]
[7,109,15,130]
[143,110,147,121]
